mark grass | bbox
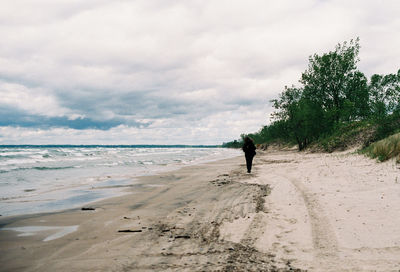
[314,121,375,152]
[361,132,400,162]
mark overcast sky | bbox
[0,0,399,145]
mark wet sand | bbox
[1,150,400,271]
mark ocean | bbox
[0,146,241,217]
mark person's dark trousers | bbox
[245,154,254,173]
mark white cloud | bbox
[0,0,399,144]
[0,80,78,118]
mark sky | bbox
[0,0,399,145]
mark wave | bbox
[32,166,77,171]
[0,165,77,173]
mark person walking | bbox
[242,136,256,173]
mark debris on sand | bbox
[118,229,142,233]
[81,207,95,211]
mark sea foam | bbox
[0,146,240,216]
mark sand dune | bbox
[1,149,400,271]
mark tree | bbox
[369,69,400,118]
[300,38,368,123]
[270,86,302,122]
[233,39,399,152]
[222,139,242,148]
[271,86,326,150]
[258,120,291,144]
[344,71,369,120]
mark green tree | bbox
[369,69,400,118]
[300,38,368,123]
[269,86,303,147]
[344,71,369,120]
[222,139,242,148]
[258,120,291,144]
[270,85,302,122]
[227,39,399,153]
[271,86,326,150]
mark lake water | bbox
[0,146,240,217]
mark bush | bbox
[316,121,374,152]
[373,112,400,142]
[362,132,400,162]
[222,139,243,148]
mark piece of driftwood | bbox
[175,235,190,239]
[81,207,95,211]
[118,229,142,233]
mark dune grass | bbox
[317,121,375,152]
[362,132,400,163]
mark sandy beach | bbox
[1,149,400,271]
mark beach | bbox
[1,149,400,271]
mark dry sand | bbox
[1,149,400,271]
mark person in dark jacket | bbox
[242,136,256,173]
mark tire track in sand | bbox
[282,174,340,269]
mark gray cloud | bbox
[0,0,399,144]
[0,105,150,130]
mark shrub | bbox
[362,133,400,162]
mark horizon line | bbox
[0,144,223,148]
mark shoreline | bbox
[0,148,241,218]
[0,152,243,223]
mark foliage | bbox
[373,111,400,142]
[361,132,400,162]
[301,38,369,123]
[316,121,375,152]
[313,112,399,152]
[224,38,400,155]
[269,38,369,150]
[222,139,243,148]
[369,70,400,118]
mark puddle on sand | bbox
[1,225,78,242]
